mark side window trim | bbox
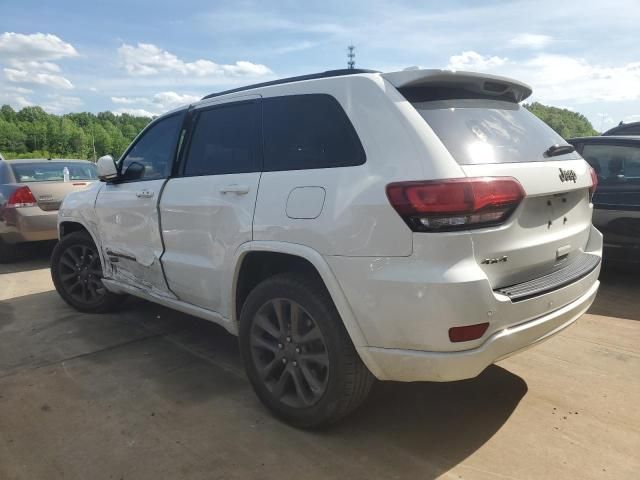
[117,110,187,183]
[171,108,195,178]
[178,98,262,178]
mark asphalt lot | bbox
[1,245,638,480]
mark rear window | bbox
[263,94,366,171]
[406,95,579,165]
[11,162,97,182]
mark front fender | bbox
[57,183,111,278]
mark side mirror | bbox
[97,155,118,182]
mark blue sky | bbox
[1,0,639,131]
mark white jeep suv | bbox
[52,68,602,427]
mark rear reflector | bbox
[386,177,525,232]
[588,166,598,201]
[449,322,490,343]
[7,186,37,208]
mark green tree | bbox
[0,104,151,160]
[525,102,598,138]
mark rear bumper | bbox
[360,279,598,381]
[0,207,58,243]
[327,225,603,382]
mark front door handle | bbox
[220,184,250,195]
[136,189,154,198]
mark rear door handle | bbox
[136,189,154,198]
[220,184,250,195]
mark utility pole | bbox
[347,45,355,69]
[91,130,97,161]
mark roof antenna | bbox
[347,45,355,70]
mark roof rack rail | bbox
[202,69,379,100]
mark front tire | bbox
[51,231,123,313]
[239,273,374,428]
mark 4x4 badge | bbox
[481,256,508,265]
[559,168,577,183]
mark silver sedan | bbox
[0,159,97,262]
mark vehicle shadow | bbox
[589,263,640,321]
[320,366,527,476]
[0,241,55,274]
[2,290,527,479]
[86,306,528,477]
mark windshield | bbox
[409,99,581,165]
[11,162,97,183]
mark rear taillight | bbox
[7,186,37,208]
[386,177,525,232]
[588,166,598,201]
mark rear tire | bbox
[51,231,123,313]
[239,273,374,428]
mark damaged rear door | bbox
[94,111,186,294]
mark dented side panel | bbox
[93,179,174,297]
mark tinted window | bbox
[120,113,184,181]
[263,94,365,171]
[11,162,97,182]
[581,143,640,185]
[408,98,582,165]
[184,101,260,176]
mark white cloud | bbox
[518,55,640,103]
[117,43,272,78]
[40,95,83,114]
[0,32,78,61]
[9,60,61,72]
[152,91,200,109]
[273,41,318,54]
[509,34,553,49]
[0,91,32,109]
[0,33,78,92]
[111,96,147,105]
[4,68,73,89]
[444,51,640,103]
[446,51,508,71]
[4,85,33,95]
[113,108,157,118]
[110,91,201,115]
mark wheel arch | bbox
[232,242,369,350]
[59,220,90,239]
[58,219,110,278]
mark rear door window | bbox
[262,94,365,171]
[183,100,261,176]
[11,162,97,182]
[581,143,640,185]
[403,92,579,165]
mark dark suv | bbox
[568,136,640,264]
[602,121,640,136]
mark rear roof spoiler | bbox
[382,69,532,103]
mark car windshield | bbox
[408,98,581,165]
[11,162,97,183]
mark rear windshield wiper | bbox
[544,144,575,157]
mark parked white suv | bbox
[52,68,602,427]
